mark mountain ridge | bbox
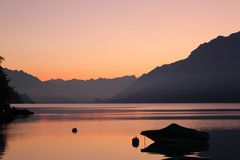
[112,31,240,102]
[4,68,136,103]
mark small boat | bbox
[141,123,209,143]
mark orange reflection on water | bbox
[2,103,240,160]
[3,119,212,160]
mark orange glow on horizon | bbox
[1,0,240,80]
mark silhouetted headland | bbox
[0,105,34,123]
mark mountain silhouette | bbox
[112,31,240,102]
[4,68,136,103]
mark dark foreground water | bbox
[1,103,240,160]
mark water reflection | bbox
[1,104,240,160]
[141,142,209,159]
[0,125,7,159]
[0,115,33,160]
[164,157,209,160]
[15,103,240,121]
[2,119,240,160]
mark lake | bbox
[1,103,240,160]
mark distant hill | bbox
[112,31,240,102]
[4,69,136,103]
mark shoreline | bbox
[0,107,34,123]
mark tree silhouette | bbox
[0,56,22,110]
[0,56,4,66]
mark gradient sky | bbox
[0,0,240,80]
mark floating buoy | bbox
[132,136,139,148]
[72,128,78,133]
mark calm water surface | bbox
[1,103,240,160]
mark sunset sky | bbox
[0,0,240,80]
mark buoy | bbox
[72,128,78,133]
[132,136,139,148]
